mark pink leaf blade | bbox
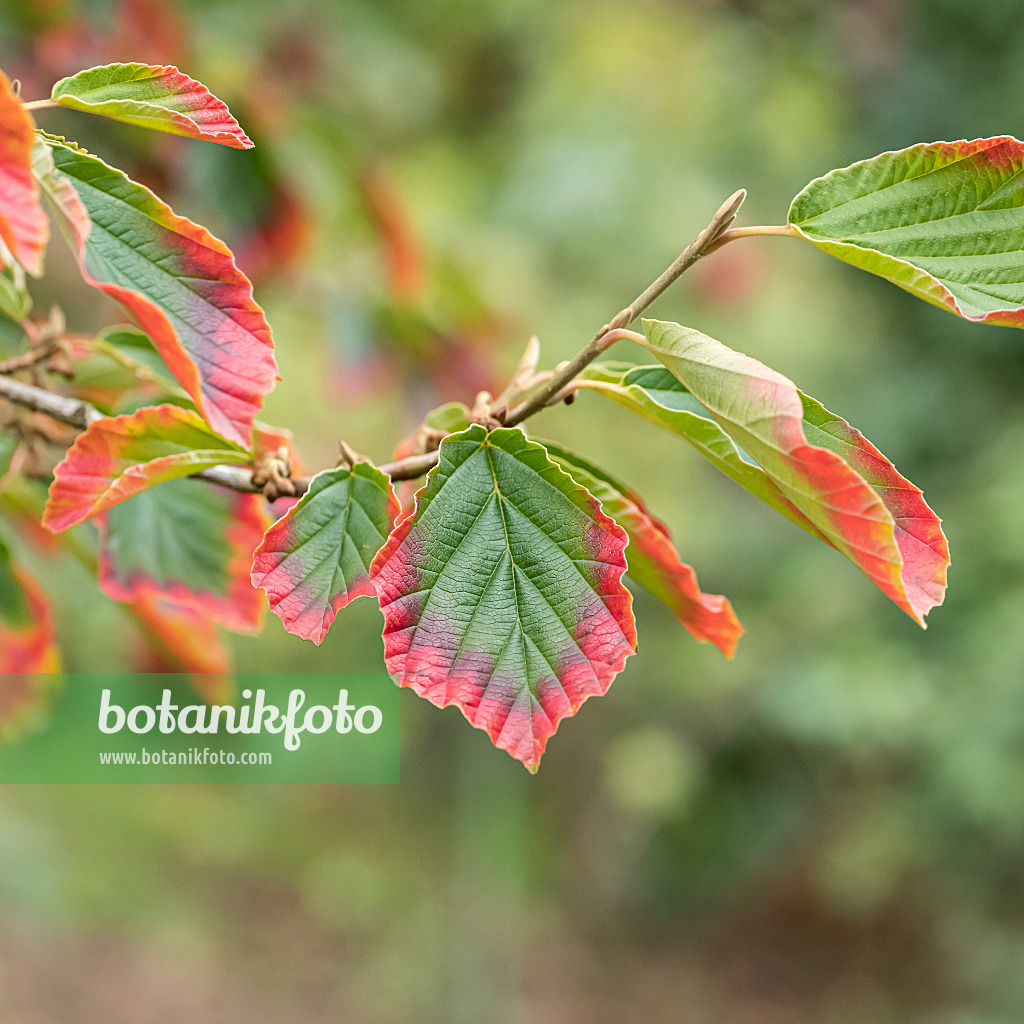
[0,71,47,275]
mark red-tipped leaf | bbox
[641,320,949,625]
[370,425,637,772]
[97,478,268,632]
[0,70,47,275]
[131,592,232,675]
[38,134,276,446]
[43,404,250,533]
[541,440,743,659]
[790,137,1024,328]
[51,63,253,148]
[0,536,61,687]
[252,462,400,645]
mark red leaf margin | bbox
[96,489,269,633]
[542,439,743,658]
[643,320,950,626]
[370,426,638,772]
[0,562,61,674]
[51,62,254,149]
[252,465,401,646]
[42,404,249,534]
[0,70,47,275]
[131,592,232,675]
[40,135,277,447]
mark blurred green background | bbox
[4,0,1024,1020]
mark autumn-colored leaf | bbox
[43,404,250,533]
[641,320,949,625]
[541,440,743,659]
[37,134,276,446]
[0,535,61,682]
[97,478,268,633]
[580,363,819,538]
[252,421,304,474]
[359,163,424,302]
[790,137,1024,328]
[371,425,636,772]
[51,62,253,148]
[131,592,231,675]
[0,70,47,275]
[252,462,399,645]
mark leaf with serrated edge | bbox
[51,63,253,148]
[641,320,948,626]
[97,478,268,633]
[0,71,47,275]
[252,462,400,645]
[790,137,1024,328]
[580,363,825,540]
[370,425,636,772]
[43,404,249,533]
[540,440,743,659]
[38,134,276,446]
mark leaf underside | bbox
[639,321,949,625]
[790,137,1024,327]
[370,425,637,771]
[43,404,249,533]
[252,462,399,644]
[540,439,744,659]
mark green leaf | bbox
[43,404,250,533]
[370,425,637,772]
[0,430,17,481]
[539,440,744,659]
[51,63,253,149]
[97,478,268,633]
[640,320,949,626]
[424,402,471,433]
[252,462,400,645]
[37,134,277,447]
[0,264,32,321]
[790,137,1024,327]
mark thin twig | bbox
[703,222,798,255]
[20,99,58,111]
[0,343,60,375]
[505,189,746,427]
[0,189,751,492]
[0,374,103,429]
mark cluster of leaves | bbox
[3,62,1024,769]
